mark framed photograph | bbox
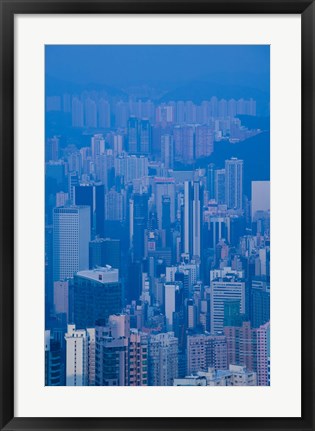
[0,1,314,430]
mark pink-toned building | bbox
[253,321,270,386]
[224,321,253,372]
[129,330,148,386]
[224,321,270,386]
[187,334,227,375]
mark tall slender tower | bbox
[64,324,95,386]
[139,119,151,154]
[132,193,148,261]
[128,116,139,154]
[192,180,202,257]
[225,158,243,210]
[183,181,203,258]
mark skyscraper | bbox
[207,163,215,200]
[214,169,226,204]
[132,193,148,261]
[46,136,60,162]
[174,125,194,163]
[98,99,111,128]
[74,183,105,237]
[161,134,174,169]
[139,119,151,154]
[186,334,227,374]
[73,267,122,329]
[105,190,124,222]
[89,237,121,271]
[195,125,213,159]
[95,320,129,386]
[148,332,178,386]
[128,116,139,154]
[183,181,203,258]
[251,278,270,328]
[45,330,64,386]
[64,324,95,386]
[154,178,176,230]
[53,280,69,320]
[90,134,105,159]
[164,281,184,331]
[224,321,253,371]
[85,98,97,128]
[72,97,84,128]
[225,158,243,210]
[210,275,246,334]
[53,206,90,282]
[129,329,149,386]
[252,321,270,386]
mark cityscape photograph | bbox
[45,45,270,387]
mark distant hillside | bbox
[175,131,270,198]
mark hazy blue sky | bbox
[45,45,269,92]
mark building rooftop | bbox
[76,266,119,283]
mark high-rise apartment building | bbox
[252,321,270,386]
[72,97,84,128]
[224,321,253,371]
[186,334,227,375]
[64,324,95,386]
[129,329,149,386]
[195,125,213,159]
[95,320,129,386]
[148,332,178,386]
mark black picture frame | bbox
[0,1,314,430]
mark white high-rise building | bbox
[164,282,183,331]
[225,158,243,210]
[53,206,90,281]
[65,324,95,386]
[210,275,246,334]
[91,134,105,159]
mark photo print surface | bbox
[45,45,270,387]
